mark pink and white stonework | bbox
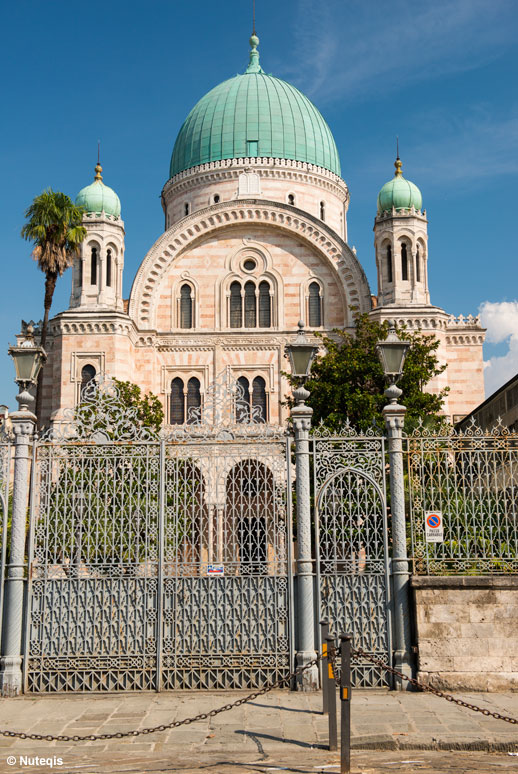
[37,89,485,429]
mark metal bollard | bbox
[320,619,329,714]
[339,633,352,774]
[325,634,337,751]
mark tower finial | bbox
[253,0,256,35]
[94,141,103,182]
[394,138,402,177]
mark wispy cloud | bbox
[284,0,516,103]
[479,301,518,396]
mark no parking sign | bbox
[425,511,444,543]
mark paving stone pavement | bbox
[0,690,517,773]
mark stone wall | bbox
[412,576,518,691]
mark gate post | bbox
[0,410,36,696]
[292,390,318,691]
[383,385,413,688]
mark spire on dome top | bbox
[394,137,402,177]
[94,163,103,182]
[246,29,264,74]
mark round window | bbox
[243,259,256,271]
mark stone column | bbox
[383,384,413,689]
[0,409,36,696]
[292,385,318,691]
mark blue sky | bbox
[1,0,517,409]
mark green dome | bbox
[169,35,341,178]
[377,158,422,214]
[76,164,121,217]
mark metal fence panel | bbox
[312,425,392,688]
[408,422,518,575]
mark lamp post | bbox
[285,321,318,691]
[376,320,413,689]
[0,325,46,696]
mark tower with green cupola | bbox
[70,162,125,311]
[374,155,429,307]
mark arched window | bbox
[186,377,201,423]
[170,378,184,425]
[180,284,193,329]
[213,194,220,204]
[80,364,96,399]
[320,201,325,221]
[308,282,322,327]
[387,245,393,283]
[244,281,256,327]
[184,202,190,216]
[78,257,83,289]
[230,281,242,328]
[401,243,408,281]
[258,281,271,328]
[106,249,112,288]
[288,194,295,206]
[416,245,421,282]
[236,376,250,423]
[90,247,97,285]
[252,376,267,422]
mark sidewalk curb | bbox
[351,734,518,752]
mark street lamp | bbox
[8,324,47,413]
[285,322,319,690]
[376,319,413,689]
[376,320,410,389]
[284,321,318,405]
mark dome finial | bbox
[394,136,402,177]
[95,140,103,181]
[246,2,264,75]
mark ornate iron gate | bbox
[24,379,292,692]
[313,425,392,687]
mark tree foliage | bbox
[296,313,448,431]
[111,379,164,433]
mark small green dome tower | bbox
[169,35,341,178]
[76,163,121,218]
[377,157,422,214]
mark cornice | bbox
[129,199,371,329]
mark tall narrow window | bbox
[244,281,256,327]
[80,364,96,399]
[387,245,393,283]
[90,247,97,285]
[186,377,201,423]
[170,378,184,425]
[252,376,267,422]
[401,243,408,280]
[184,202,190,216]
[320,201,325,220]
[416,245,421,282]
[258,281,271,328]
[288,194,295,206]
[230,281,242,328]
[106,249,112,287]
[78,257,83,289]
[308,282,322,327]
[236,376,250,423]
[180,284,193,329]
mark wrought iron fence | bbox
[407,420,518,575]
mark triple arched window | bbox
[229,280,272,328]
[236,376,267,423]
[170,377,202,424]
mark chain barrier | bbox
[352,647,518,726]
[0,657,321,742]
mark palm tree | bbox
[21,189,87,421]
